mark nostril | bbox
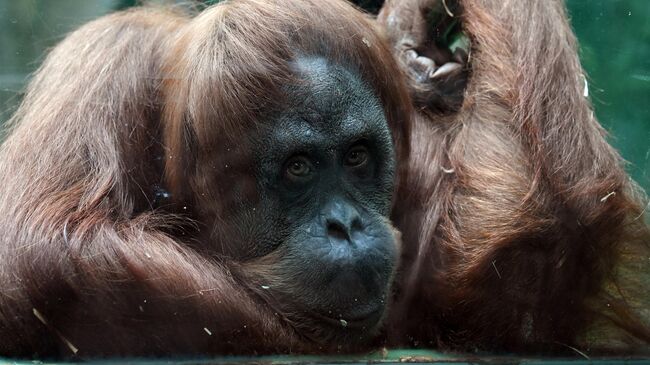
[327,220,350,242]
[350,217,363,233]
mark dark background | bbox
[0,0,648,195]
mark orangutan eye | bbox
[344,145,369,167]
[285,156,313,179]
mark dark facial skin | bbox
[228,56,399,342]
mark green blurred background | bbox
[0,0,648,194]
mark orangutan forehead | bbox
[283,56,383,128]
[249,56,390,164]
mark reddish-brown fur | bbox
[1,0,649,359]
[0,0,411,357]
[379,0,650,355]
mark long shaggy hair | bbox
[382,0,650,354]
[0,0,411,357]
